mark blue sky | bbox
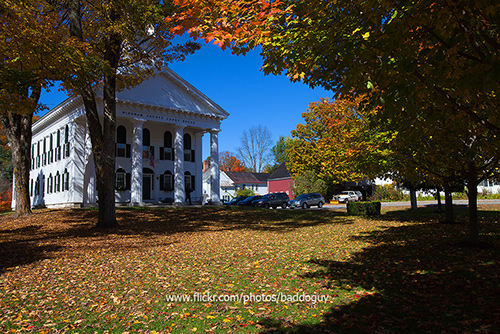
[38,43,331,160]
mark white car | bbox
[336,191,361,204]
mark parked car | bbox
[289,193,325,209]
[253,192,290,209]
[223,196,248,206]
[237,195,262,206]
[336,191,360,204]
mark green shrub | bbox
[236,188,255,197]
[347,201,381,216]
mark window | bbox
[116,125,131,158]
[184,171,195,191]
[42,138,47,166]
[160,170,173,191]
[63,125,70,158]
[36,142,40,168]
[183,134,195,162]
[55,171,60,192]
[49,134,53,163]
[115,168,130,191]
[160,131,173,161]
[48,174,53,194]
[56,130,61,161]
[34,178,39,196]
[142,128,152,159]
[63,169,69,191]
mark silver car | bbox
[289,193,325,209]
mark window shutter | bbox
[191,175,195,190]
[160,175,165,190]
[126,173,131,190]
[126,144,131,158]
[159,147,164,160]
[191,150,195,162]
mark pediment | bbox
[116,68,229,119]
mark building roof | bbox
[268,162,291,181]
[32,67,229,136]
[225,171,270,184]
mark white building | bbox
[203,170,269,203]
[14,69,228,208]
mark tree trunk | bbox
[410,188,417,210]
[80,84,117,228]
[95,26,121,228]
[68,0,120,228]
[0,86,40,216]
[436,187,442,212]
[466,163,480,244]
[443,179,455,223]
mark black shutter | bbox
[126,144,131,158]
[191,175,195,190]
[191,150,195,162]
[159,175,165,190]
[126,173,131,190]
[159,147,164,160]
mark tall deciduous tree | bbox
[386,106,500,241]
[0,0,68,216]
[169,0,500,243]
[63,0,199,227]
[287,96,391,187]
[237,125,273,173]
[271,135,289,164]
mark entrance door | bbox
[143,174,152,200]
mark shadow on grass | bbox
[380,204,500,223]
[259,209,500,333]
[0,206,353,273]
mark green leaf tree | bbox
[287,96,391,188]
[290,170,327,197]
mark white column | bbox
[71,119,86,204]
[130,119,144,205]
[210,129,221,204]
[194,132,204,202]
[11,174,16,210]
[174,125,185,204]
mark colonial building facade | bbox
[14,69,228,208]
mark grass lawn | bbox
[0,205,499,333]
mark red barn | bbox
[267,162,295,199]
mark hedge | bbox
[347,201,381,216]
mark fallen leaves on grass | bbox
[0,206,498,333]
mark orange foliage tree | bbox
[219,151,247,172]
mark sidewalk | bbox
[325,199,500,209]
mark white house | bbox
[14,68,229,208]
[203,170,269,203]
